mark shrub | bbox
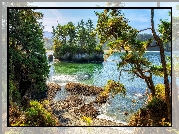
[9,80,21,104]
[155,83,165,100]
[104,80,126,97]
[146,96,168,124]
[146,97,167,114]
[81,116,92,126]
[10,100,60,126]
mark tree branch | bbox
[138,28,152,33]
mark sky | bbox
[30,2,178,34]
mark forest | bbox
[44,32,171,52]
[6,2,179,132]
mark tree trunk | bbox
[145,77,155,97]
[151,9,171,122]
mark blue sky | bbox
[30,2,178,34]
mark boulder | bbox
[48,54,53,62]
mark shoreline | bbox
[45,82,127,126]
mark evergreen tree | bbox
[9,8,49,101]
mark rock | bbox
[46,83,61,100]
[74,102,100,118]
[124,111,128,116]
[77,73,92,81]
[94,92,109,104]
[65,83,103,96]
[48,54,53,62]
[65,96,83,107]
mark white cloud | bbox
[39,10,98,32]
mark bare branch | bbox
[138,28,151,33]
[133,70,144,79]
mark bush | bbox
[104,80,126,97]
[10,100,60,126]
[9,80,21,104]
[155,83,165,100]
[146,96,169,124]
[81,116,92,126]
[146,97,167,114]
[128,97,169,126]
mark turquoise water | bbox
[46,51,172,124]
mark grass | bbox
[54,62,102,75]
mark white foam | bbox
[96,114,128,125]
[48,74,79,85]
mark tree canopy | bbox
[52,19,103,62]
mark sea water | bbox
[46,51,173,124]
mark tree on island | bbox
[52,19,103,62]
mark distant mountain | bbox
[43,31,53,39]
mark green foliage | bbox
[155,83,165,100]
[96,8,172,123]
[95,8,171,98]
[9,8,50,98]
[158,17,171,44]
[81,116,92,126]
[150,65,164,77]
[104,80,126,97]
[52,18,102,61]
[11,100,60,126]
[9,80,21,104]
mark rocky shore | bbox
[43,82,126,126]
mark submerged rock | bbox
[76,73,92,81]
